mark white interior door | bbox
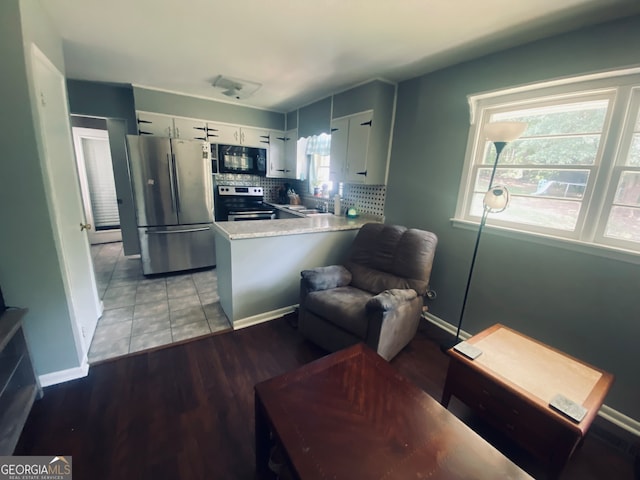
[31,45,101,358]
[72,126,122,245]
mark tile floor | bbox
[88,242,231,363]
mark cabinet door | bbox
[137,112,173,137]
[205,122,223,143]
[283,129,299,178]
[329,118,348,182]
[173,117,207,141]
[345,112,372,184]
[241,127,271,148]
[207,122,240,145]
[267,131,287,178]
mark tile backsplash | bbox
[214,174,386,217]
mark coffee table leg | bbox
[255,391,270,479]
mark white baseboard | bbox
[421,312,640,439]
[233,305,297,330]
[39,361,89,388]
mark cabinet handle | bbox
[194,127,206,131]
[356,170,367,176]
[276,169,286,172]
[137,119,152,124]
[207,133,219,138]
[207,128,219,132]
[276,137,287,141]
[139,131,152,135]
[360,120,372,126]
[195,137,206,141]
[331,128,339,132]
[175,127,180,137]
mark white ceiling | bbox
[42,0,640,113]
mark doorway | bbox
[71,119,122,245]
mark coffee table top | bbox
[255,343,532,479]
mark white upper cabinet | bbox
[137,112,173,137]
[207,123,270,148]
[268,130,287,177]
[268,129,301,179]
[329,111,382,185]
[344,111,373,184]
[329,118,348,182]
[172,117,208,141]
[241,127,271,148]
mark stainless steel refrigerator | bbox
[127,135,215,275]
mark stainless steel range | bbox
[214,186,276,221]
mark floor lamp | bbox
[449,121,527,348]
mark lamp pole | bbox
[455,144,502,341]
[443,121,526,350]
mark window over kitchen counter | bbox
[303,133,333,195]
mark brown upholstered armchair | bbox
[298,223,437,361]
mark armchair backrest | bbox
[345,223,437,295]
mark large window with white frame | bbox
[455,69,640,256]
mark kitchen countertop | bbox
[213,212,381,240]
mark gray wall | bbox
[386,15,640,419]
[133,87,284,130]
[67,79,137,135]
[0,0,81,375]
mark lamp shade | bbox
[484,121,527,142]
[483,185,510,212]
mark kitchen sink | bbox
[301,210,333,216]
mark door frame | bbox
[71,126,122,244]
[30,43,102,361]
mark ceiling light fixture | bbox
[211,75,262,100]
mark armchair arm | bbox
[301,265,352,292]
[366,288,418,312]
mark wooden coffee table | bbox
[441,324,614,478]
[255,343,532,479]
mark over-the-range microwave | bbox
[216,144,267,176]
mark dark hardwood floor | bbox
[16,315,636,479]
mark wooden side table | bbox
[441,324,614,478]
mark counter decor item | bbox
[333,194,341,216]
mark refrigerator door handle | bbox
[172,153,181,213]
[167,153,176,212]
[145,226,211,235]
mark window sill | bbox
[450,218,640,266]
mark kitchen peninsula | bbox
[213,214,378,328]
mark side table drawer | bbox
[444,360,580,466]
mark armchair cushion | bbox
[301,265,352,292]
[304,286,373,339]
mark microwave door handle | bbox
[172,153,181,213]
[167,154,176,212]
